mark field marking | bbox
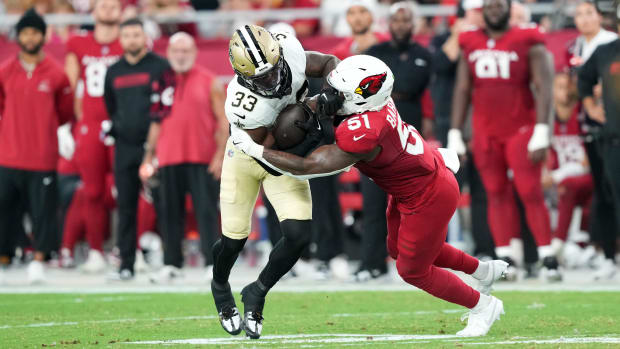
[332,309,464,317]
[128,334,620,346]
[0,295,152,306]
[0,308,462,330]
[0,315,217,330]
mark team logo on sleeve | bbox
[355,73,387,99]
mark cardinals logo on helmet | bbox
[355,72,387,99]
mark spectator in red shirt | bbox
[0,9,74,284]
[331,0,389,60]
[140,32,229,283]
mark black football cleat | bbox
[240,282,266,339]
[211,280,242,335]
[541,256,562,282]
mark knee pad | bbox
[280,219,312,250]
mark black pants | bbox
[584,136,617,260]
[114,143,144,271]
[601,137,620,261]
[359,175,387,272]
[465,155,495,258]
[158,163,220,268]
[0,166,58,254]
[310,176,345,262]
[57,174,80,244]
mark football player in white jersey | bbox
[211,24,341,339]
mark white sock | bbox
[472,293,491,311]
[472,261,489,280]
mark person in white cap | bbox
[330,0,389,60]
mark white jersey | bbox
[225,31,308,130]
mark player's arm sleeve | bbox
[150,68,175,122]
[55,74,75,124]
[577,48,600,99]
[527,25,547,47]
[335,125,380,154]
[103,69,117,121]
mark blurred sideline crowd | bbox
[0,0,619,286]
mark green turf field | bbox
[1,291,619,348]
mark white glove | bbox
[230,126,264,159]
[527,123,550,152]
[57,123,75,160]
[447,128,467,156]
[438,148,460,174]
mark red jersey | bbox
[459,25,545,139]
[0,56,74,171]
[550,105,587,170]
[335,100,445,213]
[66,32,122,124]
[155,66,219,167]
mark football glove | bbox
[230,126,264,159]
[57,123,75,160]
[447,128,467,156]
[317,86,344,116]
[527,123,550,152]
[285,107,324,157]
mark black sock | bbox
[258,219,311,291]
[212,236,247,285]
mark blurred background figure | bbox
[0,9,74,284]
[62,0,123,274]
[577,0,620,280]
[568,0,618,280]
[331,0,388,60]
[543,71,593,266]
[103,18,171,281]
[141,32,229,284]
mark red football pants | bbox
[473,127,552,248]
[386,167,480,309]
[554,175,593,241]
[74,121,113,250]
[62,186,109,252]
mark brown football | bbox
[271,103,311,150]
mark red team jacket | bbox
[459,25,546,140]
[66,32,123,123]
[0,56,74,171]
[335,100,446,213]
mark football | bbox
[271,103,311,149]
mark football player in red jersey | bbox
[63,0,123,272]
[446,0,560,280]
[231,55,508,337]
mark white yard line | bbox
[0,315,217,330]
[0,309,462,330]
[127,334,620,346]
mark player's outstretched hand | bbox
[317,86,344,116]
[230,126,265,159]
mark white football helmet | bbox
[326,55,394,115]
